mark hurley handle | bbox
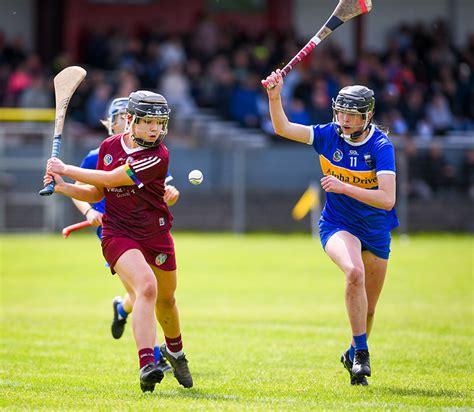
[39,135,62,196]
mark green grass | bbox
[1,233,473,410]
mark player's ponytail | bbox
[372,121,390,136]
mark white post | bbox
[232,147,246,233]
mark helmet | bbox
[332,85,375,140]
[127,90,171,148]
[108,97,128,119]
[107,97,128,135]
[101,97,128,136]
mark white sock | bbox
[166,345,184,359]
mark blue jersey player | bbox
[71,97,178,374]
[263,69,398,386]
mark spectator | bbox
[5,63,32,105]
[308,87,332,125]
[400,137,432,199]
[159,36,186,69]
[18,74,52,108]
[401,88,425,132]
[287,97,311,126]
[387,109,409,135]
[85,82,113,130]
[230,72,260,127]
[416,117,434,140]
[159,63,195,115]
[422,142,457,195]
[426,93,453,135]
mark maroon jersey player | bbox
[44,91,193,393]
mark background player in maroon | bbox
[44,91,193,392]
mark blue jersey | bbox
[80,148,105,214]
[310,123,399,237]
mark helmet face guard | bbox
[332,85,375,140]
[126,91,171,148]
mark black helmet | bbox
[332,85,375,140]
[127,90,171,148]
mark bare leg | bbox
[362,250,388,338]
[116,272,167,349]
[325,231,367,336]
[151,266,193,388]
[151,267,181,338]
[120,279,135,314]
[114,249,157,350]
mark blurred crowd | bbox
[0,17,473,198]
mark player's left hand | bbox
[320,175,347,194]
[43,172,65,193]
[164,185,180,206]
[47,157,67,175]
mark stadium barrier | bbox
[0,116,473,233]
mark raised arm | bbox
[262,69,312,144]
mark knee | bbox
[345,266,365,287]
[156,295,176,309]
[137,276,157,302]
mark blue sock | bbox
[348,344,355,362]
[117,303,128,319]
[353,333,368,351]
[154,345,162,364]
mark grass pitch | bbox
[1,233,473,410]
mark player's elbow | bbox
[272,118,291,137]
[381,195,396,210]
[89,188,104,203]
[91,194,104,204]
[272,123,286,137]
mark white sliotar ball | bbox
[188,169,203,185]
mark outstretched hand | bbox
[261,69,284,99]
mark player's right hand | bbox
[164,185,180,206]
[85,209,103,227]
[43,172,65,193]
[262,69,284,98]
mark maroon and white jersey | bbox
[97,134,173,240]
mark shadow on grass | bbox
[151,388,241,402]
[378,386,466,399]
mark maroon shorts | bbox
[102,232,176,274]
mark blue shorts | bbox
[319,220,391,260]
[96,225,102,240]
